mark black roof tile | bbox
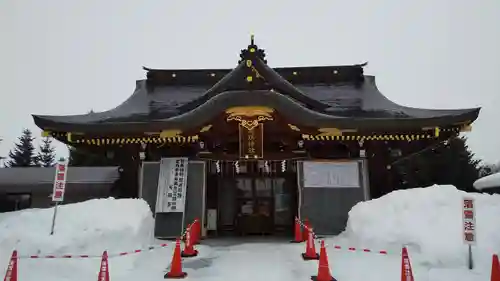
[32,40,480,133]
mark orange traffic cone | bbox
[182,224,191,243]
[302,219,311,242]
[3,250,18,281]
[491,254,500,281]
[97,251,110,281]
[181,225,198,258]
[290,217,303,243]
[401,247,414,281]
[193,219,201,244]
[311,241,336,281]
[164,238,187,279]
[302,228,319,260]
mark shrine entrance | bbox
[205,160,299,236]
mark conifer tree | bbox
[394,136,481,192]
[37,136,56,167]
[6,129,37,167]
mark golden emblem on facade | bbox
[225,106,274,130]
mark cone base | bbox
[164,272,188,279]
[302,253,320,260]
[311,275,336,281]
[290,240,303,243]
[181,250,199,258]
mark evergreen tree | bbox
[394,136,481,192]
[478,162,500,177]
[37,137,56,167]
[6,129,37,167]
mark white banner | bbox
[155,158,188,213]
[462,197,476,245]
[52,159,68,202]
[303,161,360,188]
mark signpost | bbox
[462,197,476,269]
[50,159,69,235]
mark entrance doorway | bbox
[213,176,297,236]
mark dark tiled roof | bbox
[31,42,480,132]
[33,75,479,128]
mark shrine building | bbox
[32,36,480,238]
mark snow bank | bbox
[0,198,155,261]
[474,172,500,190]
[340,185,500,268]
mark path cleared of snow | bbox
[1,185,499,280]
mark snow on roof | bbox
[473,172,500,190]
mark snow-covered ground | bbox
[1,185,499,281]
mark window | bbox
[236,178,253,198]
[273,178,292,225]
[255,178,272,197]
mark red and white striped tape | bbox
[330,245,389,255]
[17,243,169,259]
[295,218,393,256]
[17,221,197,260]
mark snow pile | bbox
[474,172,500,190]
[340,185,500,268]
[0,198,155,262]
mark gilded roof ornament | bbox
[239,34,267,64]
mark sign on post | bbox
[52,159,68,202]
[462,197,476,270]
[50,159,68,235]
[462,198,476,245]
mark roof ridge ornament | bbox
[239,34,267,64]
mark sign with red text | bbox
[462,197,476,245]
[52,160,68,202]
[401,247,414,281]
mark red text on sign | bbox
[463,199,474,209]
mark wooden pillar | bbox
[366,141,393,198]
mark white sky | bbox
[0,0,499,164]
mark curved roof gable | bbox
[32,37,480,133]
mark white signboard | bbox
[52,159,68,202]
[462,197,476,245]
[303,161,360,188]
[155,158,188,213]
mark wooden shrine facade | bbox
[32,36,480,200]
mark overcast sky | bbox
[0,0,499,164]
